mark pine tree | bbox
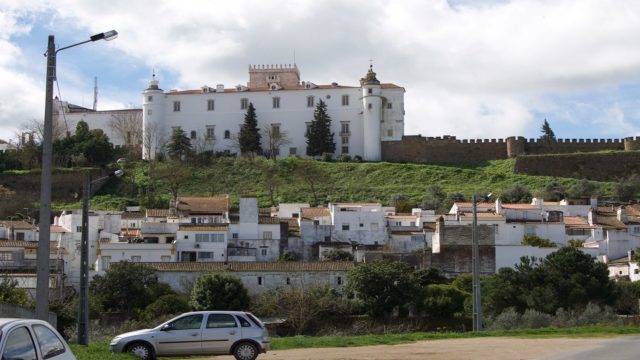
[540,119,556,142]
[305,99,335,157]
[166,127,192,160]
[238,102,262,156]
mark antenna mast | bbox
[93,77,98,110]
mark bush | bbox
[142,294,191,322]
[322,153,334,162]
[488,307,520,330]
[520,309,552,329]
[522,234,556,247]
[340,154,352,162]
[190,273,250,311]
[353,155,363,162]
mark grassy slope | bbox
[54,158,615,211]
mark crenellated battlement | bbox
[381,134,634,164]
[247,64,301,89]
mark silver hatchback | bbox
[109,311,270,360]
[0,318,76,360]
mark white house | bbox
[142,65,405,161]
[329,203,389,245]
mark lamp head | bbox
[90,30,118,42]
[113,169,124,177]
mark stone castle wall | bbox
[514,152,640,181]
[381,135,640,164]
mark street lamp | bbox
[471,192,491,332]
[78,169,124,345]
[36,30,118,323]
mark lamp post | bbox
[78,169,123,345]
[471,195,482,331]
[36,30,118,322]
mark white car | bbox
[110,311,270,360]
[0,318,76,360]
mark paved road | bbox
[545,336,640,360]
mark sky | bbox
[1,0,640,143]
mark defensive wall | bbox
[381,135,640,163]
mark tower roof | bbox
[360,65,380,86]
[146,71,162,91]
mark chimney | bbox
[617,207,628,223]
[588,208,597,226]
[495,198,503,215]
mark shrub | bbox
[487,307,520,330]
[568,239,584,248]
[353,155,362,162]
[340,154,352,162]
[190,273,250,311]
[142,294,191,322]
[322,153,334,162]
[522,234,556,247]
[520,309,552,329]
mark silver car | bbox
[109,311,270,360]
[0,318,76,360]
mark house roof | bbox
[501,204,541,210]
[594,207,627,229]
[457,212,505,220]
[0,221,36,230]
[259,217,280,225]
[625,204,640,225]
[176,196,230,214]
[146,209,169,217]
[0,240,38,248]
[50,225,68,233]
[301,207,331,220]
[178,225,228,231]
[121,229,142,237]
[165,83,402,95]
[146,261,354,272]
[386,214,417,219]
[564,216,594,229]
[453,202,495,210]
[121,212,145,220]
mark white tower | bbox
[361,66,382,161]
[142,73,165,160]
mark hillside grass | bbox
[49,157,616,211]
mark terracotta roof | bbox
[176,196,229,214]
[501,204,541,210]
[259,217,280,225]
[453,202,495,210]
[386,215,417,219]
[564,216,593,228]
[458,212,505,220]
[147,209,170,217]
[0,240,38,248]
[121,212,145,220]
[608,256,631,265]
[178,225,228,231]
[121,229,142,237]
[594,207,626,229]
[50,225,68,233]
[625,204,640,224]
[301,208,331,220]
[332,202,380,207]
[423,222,437,231]
[146,261,354,272]
[391,230,425,236]
[0,221,36,230]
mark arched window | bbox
[190,131,196,139]
[224,130,230,139]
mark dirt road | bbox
[210,337,609,360]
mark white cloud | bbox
[2,0,640,142]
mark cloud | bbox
[2,0,640,142]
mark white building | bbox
[142,65,405,161]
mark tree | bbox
[539,179,566,201]
[0,277,28,306]
[322,249,354,261]
[346,260,419,319]
[521,234,556,247]
[500,184,532,203]
[89,261,172,318]
[189,273,250,311]
[305,99,335,157]
[262,124,290,159]
[287,158,327,206]
[52,121,115,167]
[540,119,556,142]
[421,185,446,211]
[108,111,143,147]
[421,284,468,319]
[256,159,284,206]
[390,193,414,213]
[151,160,192,201]
[238,102,262,156]
[166,127,192,160]
[614,174,640,202]
[567,179,598,199]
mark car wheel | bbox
[126,342,155,360]
[233,341,258,360]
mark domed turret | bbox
[361,65,382,161]
[142,72,165,160]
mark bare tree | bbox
[262,125,291,159]
[108,110,143,147]
[192,128,216,155]
[143,121,165,160]
[20,117,65,143]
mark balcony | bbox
[227,247,257,262]
[0,259,63,273]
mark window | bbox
[367,103,372,109]
[286,277,291,285]
[337,276,343,285]
[195,233,209,243]
[341,94,349,106]
[368,88,372,94]
[101,256,111,270]
[387,102,393,109]
[206,314,237,328]
[224,130,231,139]
[173,101,181,112]
[324,236,331,242]
[211,234,224,242]
[526,226,536,235]
[0,252,12,260]
[263,231,272,240]
[33,324,66,359]
[371,223,379,231]
[307,96,314,107]
[207,99,215,111]
[359,223,364,228]
[241,98,249,110]
[387,129,393,137]
[15,232,24,241]
[342,136,349,145]
[313,220,320,226]
[190,130,197,139]
[147,95,153,102]
[76,226,82,233]
[342,223,350,231]
[289,147,297,155]
[634,226,640,234]
[411,235,423,242]
[131,256,141,262]
[169,314,203,330]
[147,109,152,115]
[341,122,350,135]
[258,276,263,285]
[198,252,213,260]
[2,327,36,360]
[272,97,280,109]
[206,126,215,139]
[236,315,252,328]
[261,248,268,256]
[161,255,171,262]
[271,124,280,137]
[342,146,349,154]
[232,233,238,239]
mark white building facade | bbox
[142,64,405,161]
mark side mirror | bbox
[161,324,173,331]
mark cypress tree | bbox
[238,102,262,156]
[305,99,335,156]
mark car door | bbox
[201,313,242,354]
[1,325,38,360]
[156,314,203,356]
[31,324,76,360]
